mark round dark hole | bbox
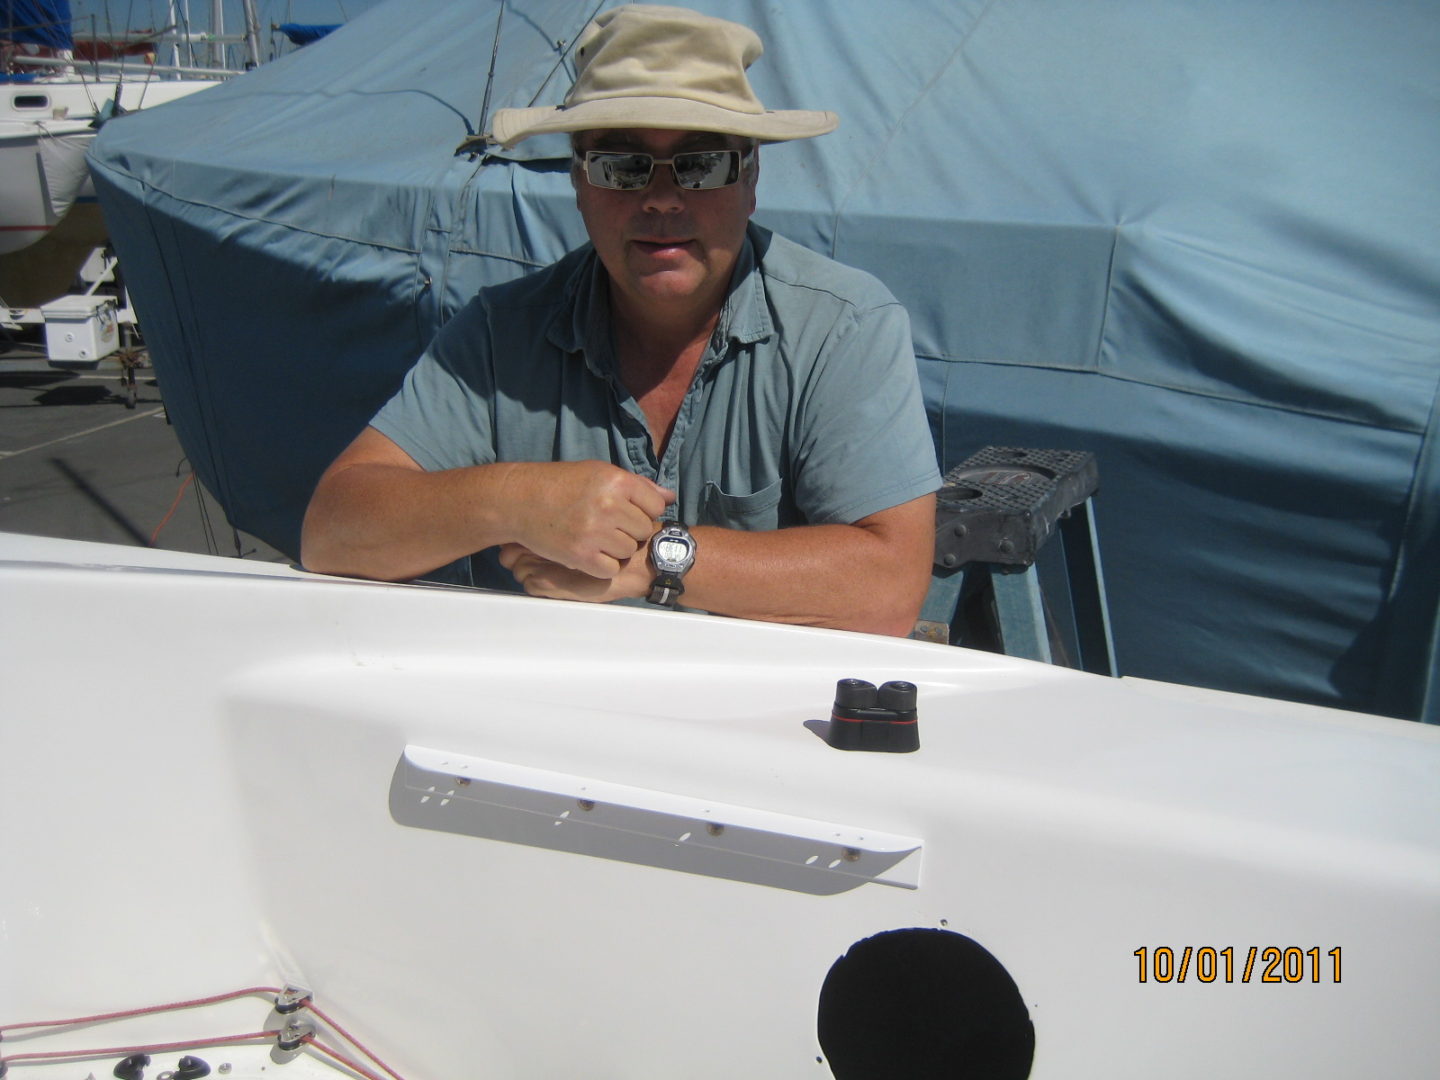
[818,927,1034,1079]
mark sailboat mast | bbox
[241,0,262,68]
[210,0,224,68]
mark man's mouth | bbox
[632,238,694,254]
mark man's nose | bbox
[641,165,686,212]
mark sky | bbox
[62,0,391,64]
[67,1,389,36]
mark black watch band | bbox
[647,572,686,608]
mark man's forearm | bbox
[301,461,524,581]
[302,429,676,583]
[682,516,933,636]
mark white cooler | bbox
[41,294,120,366]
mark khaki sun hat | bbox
[488,4,839,149]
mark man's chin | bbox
[628,266,709,302]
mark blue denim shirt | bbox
[372,223,940,591]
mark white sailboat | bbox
[0,530,1436,1078]
[0,1,258,311]
[0,73,220,257]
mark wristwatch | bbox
[647,523,697,608]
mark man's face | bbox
[573,128,758,318]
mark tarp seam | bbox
[920,354,1430,434]
[84,165,424,253]
[827,0,1005,259]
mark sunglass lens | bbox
[590,153,653,190]
[582,150,741,190]
[673,151,733,190]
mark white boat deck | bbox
[2,533,1437,1077]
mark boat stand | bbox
[915,447,1118,675]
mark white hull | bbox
[1,532,1436,1078]
[0,76,217,255]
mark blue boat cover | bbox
[88,0,1440,722]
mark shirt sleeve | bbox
[791,299,942,524]
[369,299,498,472]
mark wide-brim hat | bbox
[489,4,838,149]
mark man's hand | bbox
[501,461,672,579]
[499,541,654,603]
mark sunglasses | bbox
[575,147,754,191]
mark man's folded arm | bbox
[503,492,938,638]
[300,426,671,582]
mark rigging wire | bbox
[474,0,506,144]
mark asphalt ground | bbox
[0,338,287,564]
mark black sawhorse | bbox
[914,447,1117,676]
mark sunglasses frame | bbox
[575,147,755,191]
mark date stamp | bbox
[1134,946,1342,983]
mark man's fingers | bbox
[496,542,532,570]
[509,544,622,584]
[631,480,676,521]
[510,462,676,573]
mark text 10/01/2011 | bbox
[1135,946,1341,984]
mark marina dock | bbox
[0,341,285,562]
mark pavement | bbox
[0,336,287,564]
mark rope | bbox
[0,986,412,1080]
[0,986,282,1037]
[2,1031,272,1066]
[149,471,194,546]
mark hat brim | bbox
[490,96,838,149]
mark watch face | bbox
[656,537,690,565]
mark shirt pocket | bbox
[699,478,783,531]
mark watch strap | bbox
[647,572,686,608]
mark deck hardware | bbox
[394,745,923,892]
[826,679,920,753]
[277,1016,314,1052]
[274,985,312,1014]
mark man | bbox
[301,4,940,637]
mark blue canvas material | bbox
[88,0,1440,721]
